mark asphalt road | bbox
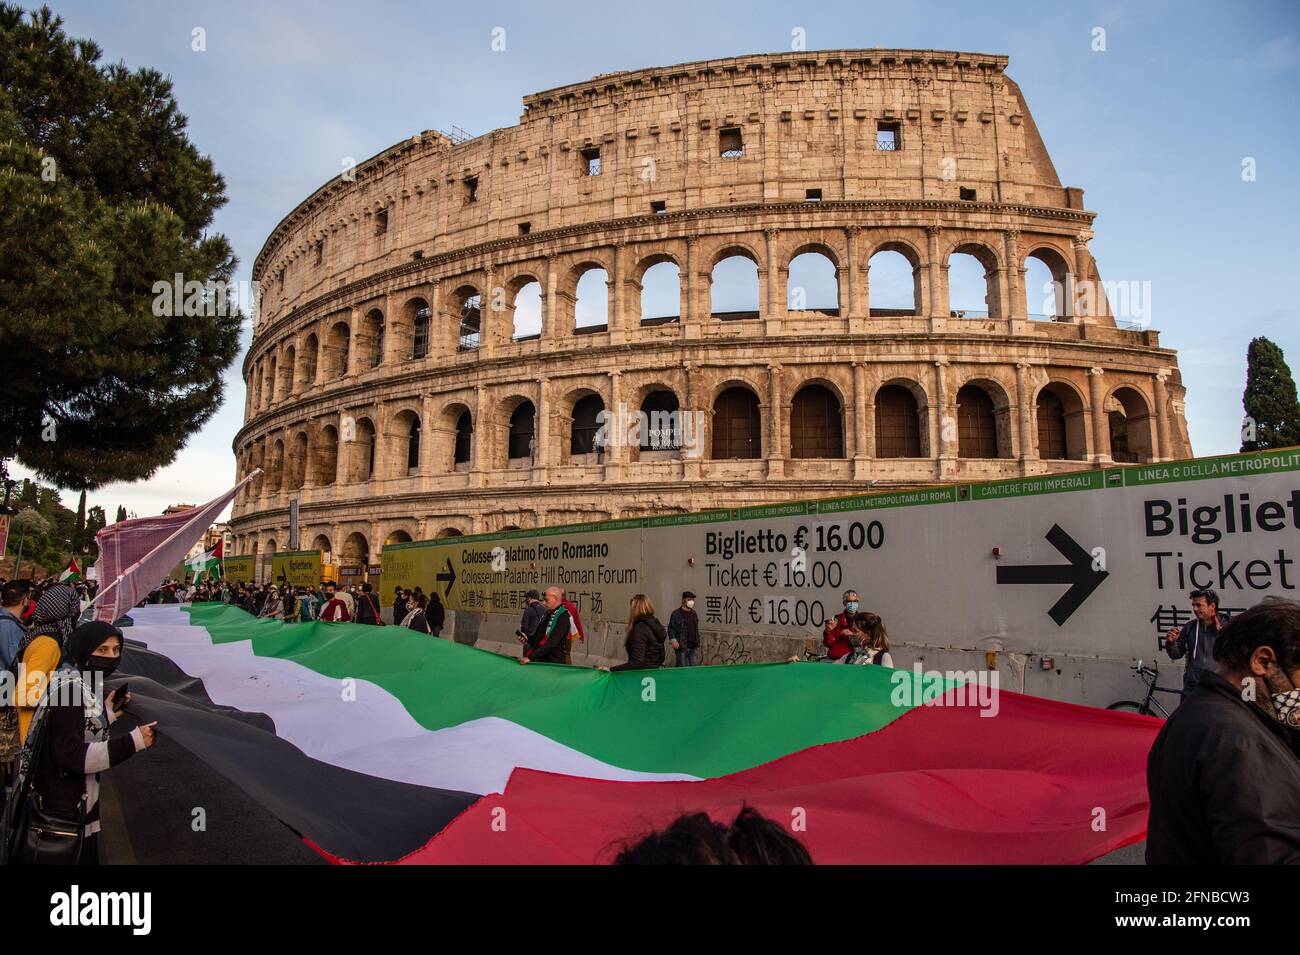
[99,731,324,865]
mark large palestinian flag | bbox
[116,603,1160,864]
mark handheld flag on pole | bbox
[57,558,82,583]
[91,471,259,622]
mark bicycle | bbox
[1107,659,1184,718]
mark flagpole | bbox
[88,469,260,613]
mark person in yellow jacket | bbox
[15,583,80,742]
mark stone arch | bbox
[786,246,839,315]
[399,295,431,360]
[789,381,845,458]
[868,240,923,316]
[360,307,385,368]
[385,407,422,477]
[281,344,296,398]
[637,386,683,455]
[287,430,308,490]
[384,528,414,546]
[504,273,543,340]
[266,354,278,406]
[449,284,482,351]
[345,416,377,482]
[711,383,763,459]
[875,379,928,457]
[311,533,333,562]
[435,526,464,538]
[1107,384,1155,463]
[341,531,369,565]
[569,261,610,333]
[300,333,319,387]
[1035,380,1088,460]
[267,437,285,491]
[434,401,473,471]
[560,388,606,462]
[634,254,682,327]
[954,377,1014,459]
[1024,244,1072,320]
[709,246,761,320]
[313,424,339,486]
[504,396,537,466]
[947,242,1003,319]
[326,320,351,377]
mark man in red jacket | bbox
[822,590,861,660]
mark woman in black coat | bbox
[610,594,667,671]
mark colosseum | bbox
[230,49,1193,574]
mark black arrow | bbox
[995,524,1108,627]
[436,558,456,598]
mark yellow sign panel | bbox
[221,555,257,583]
[269,550,323,588]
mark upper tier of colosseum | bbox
[249,49,1082,334]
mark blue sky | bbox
[16,0,1299,519]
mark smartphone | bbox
[114,682,130,706]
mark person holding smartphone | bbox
[1164,589,1228,696]
[516,590,545,657]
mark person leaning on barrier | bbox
[1146,598,1300,864]
[515,590,545,656]
[599,594,666,672]
[519,587,571,665]
[14,621,157,864]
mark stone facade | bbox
[229,50,1192,570]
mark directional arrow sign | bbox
[436,557,457,598]
[995,524,1108,627]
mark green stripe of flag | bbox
[185,603,947,778]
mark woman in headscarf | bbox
[12,583,80,743]
[22,621,157,864]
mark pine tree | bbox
[0,5,241,489]
[115,504,127,523]
[1241,337,1300,451]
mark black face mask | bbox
[86,655,120,676]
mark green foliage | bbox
[0,4,241,489]
[1241,337,1300,452]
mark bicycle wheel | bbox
[1106,701,1147,714]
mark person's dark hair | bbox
[613,806,813,865]
[1190,588,1219,609]
[361,582,372,593]
[1213,598,1300,673]
[2,578,32,606]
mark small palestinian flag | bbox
[185,540,223,581]
[57,558,82,583]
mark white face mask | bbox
[685,600,695,610]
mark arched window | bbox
[571,395,605,455]
[314,426,338,486]
[1036,391,1068,460]
[790,384,844,458]
[512,281,542,339]
[407,417,421,472]
[640,261,680,325]
[868,249,920,316]
[712,387,762,459]
[1108,387,1153,463]
[302,334,318,385]
[875,385,922,457]
[288,432,307,489]
[948,253,990,318]
[509,402,535,460]
[711,254,760,319]
[348,418,376,482]
[455,410,473,465]
[956,385,998,458]
[412,307,431,359]
[787,252,838,314]
[574,268,609,332]
[640,391,681,451]
[458,293,481,351]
